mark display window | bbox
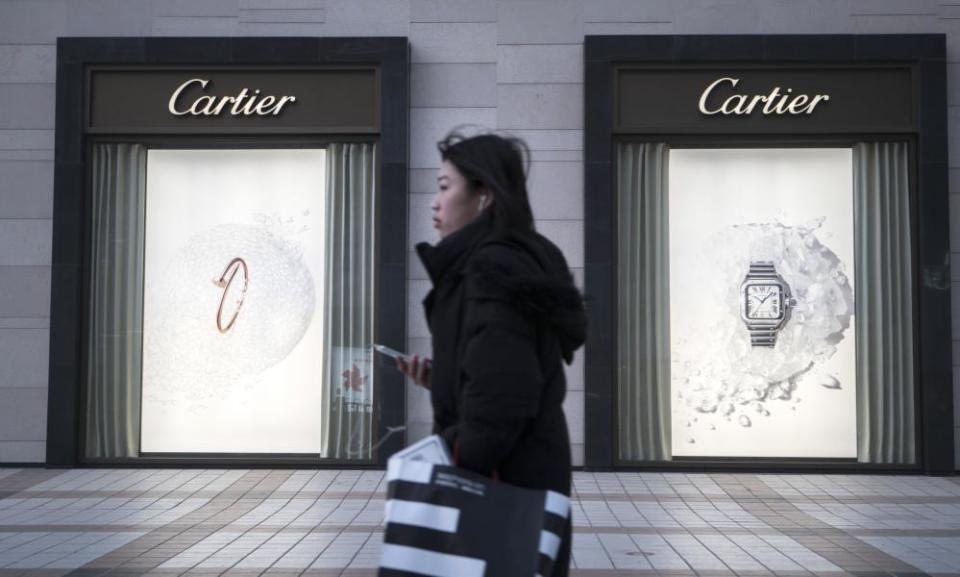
[141,148,332,455]
[615,143,912,464]
[585,35,953,472]
[48,39,408,467]
[668,147,860,459]
[88,145,378,459]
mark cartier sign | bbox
[88,68,378,134]
[698,77,830,116]
[168,78,297,117]
[616,66,913,134]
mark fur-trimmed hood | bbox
[465,234,587,364]
[417,212,586,364]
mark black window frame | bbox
[583,34,953,473]
[48,37,409,468]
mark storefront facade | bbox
[0,2,956,471]
[46,37,408,467]
[585,35,954,473]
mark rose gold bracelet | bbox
[214,257,249,334]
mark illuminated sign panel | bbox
[140,149,328,454]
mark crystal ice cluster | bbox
[674,220,854,434]
[142,220,316,405]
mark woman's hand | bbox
[396,354,431,389]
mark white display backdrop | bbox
[669,148,857,458]
[141,149,326,454]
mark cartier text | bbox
[698,77,830,116]
[168,78,297,117]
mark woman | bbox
[397,131,586,576]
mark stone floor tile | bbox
[0,470,958,575]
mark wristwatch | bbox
[739,261,796,347]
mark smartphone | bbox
[374,344,407,361]
[376,344,431,386]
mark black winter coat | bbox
[416,211,587,496]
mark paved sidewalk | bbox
[0,468,958,576]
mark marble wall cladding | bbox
[0,0,957,468]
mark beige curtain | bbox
[616,142,671,462]
[854,142,916,464]
[320,143,378,460]
[85,143,146,459]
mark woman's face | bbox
[432,160,484,239]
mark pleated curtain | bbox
[84,143,146,459]
[616,142,672,462]
[320,143,378,460]
[854,142,916,464]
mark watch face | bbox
[744,283,783,320]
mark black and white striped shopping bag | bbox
[379,457,570,577]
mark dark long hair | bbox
[437,130,535,233]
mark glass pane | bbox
[668,148,858,459]
[140,149,328,454]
